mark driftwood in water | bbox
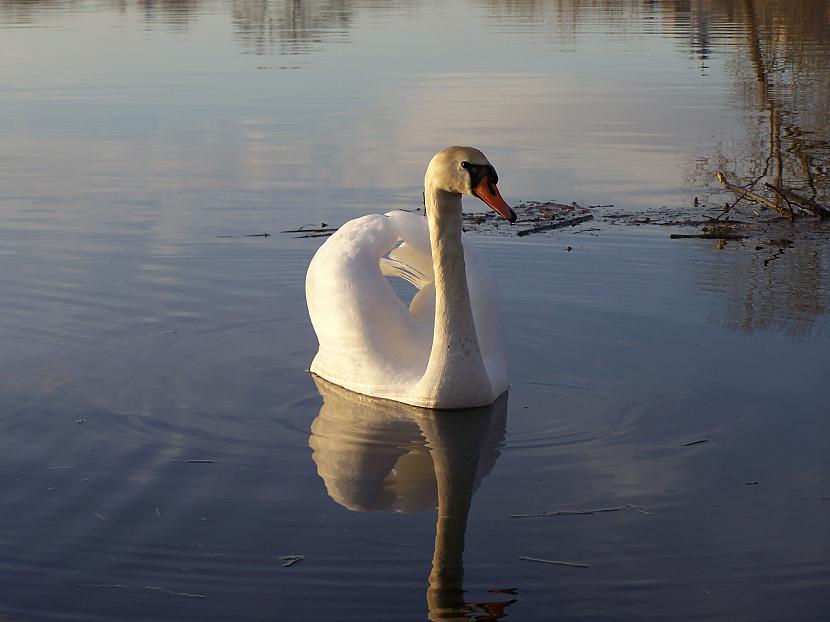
[717,172,793,222]
[517,214,594,237]
[670,233,747,241]
[764,183,830,219]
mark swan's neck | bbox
[419,186,492,408]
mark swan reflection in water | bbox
[309,377,515,621]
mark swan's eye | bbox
[463,162,498,188]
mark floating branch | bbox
[281,227,338,234]
[670,233,747,240]
[144,586,206,599]
[517,214,594,237]
[764,183,830,219]
[519,556,590,569]
[280,554,304,567]
[716,172,793,222]
[510,504,652,519]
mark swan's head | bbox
[425,146,517,223]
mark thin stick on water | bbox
[510,504,652,519]
[511,507,623,518]
[517,214,594,237]
[280,555,304,567]
[670,233,748,240]
[144,586,206,599]
[519,556,590,569]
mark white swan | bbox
[306,146,516,409]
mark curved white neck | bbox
[418,185,492,408]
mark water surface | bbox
[1,1,829,620]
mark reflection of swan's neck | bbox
[428,440,478,594]
[420,414,485,619]
[419,185,491,407]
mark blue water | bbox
[1,1,829,620]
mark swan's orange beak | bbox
[474,178,517,223]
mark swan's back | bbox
[306,210,506,404]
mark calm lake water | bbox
[1,1,829,620]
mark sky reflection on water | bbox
[1,1,829,620]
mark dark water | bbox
[1,1,829,620]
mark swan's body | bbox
[306,147,515,409]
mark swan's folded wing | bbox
[306,213,432,395]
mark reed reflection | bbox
[308,377,515,621]
[232,0,355,56]
[680,1,830,336]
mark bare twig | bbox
[281,227,338,234]
[145,586,206,599]
[510,504,651,519]
[716,172,793,221]
[216,233,271,238]
[519,556,590,569]
[280,555,304,567]
[670,233,747,240]
[511,507,622,519]
[764,183,830,219]
[517,214,594,237]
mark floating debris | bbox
[683,439,709,447]
[145,586,206,599]
[517,214,594,237]
[280,554,304,568]
[519,556,590,569]
[511,503,652,519]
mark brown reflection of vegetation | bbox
[232,0,355,55]
[697,243,828,337]
[676,0,830,336]
[683,0,830,209]
[139,0,201,29]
